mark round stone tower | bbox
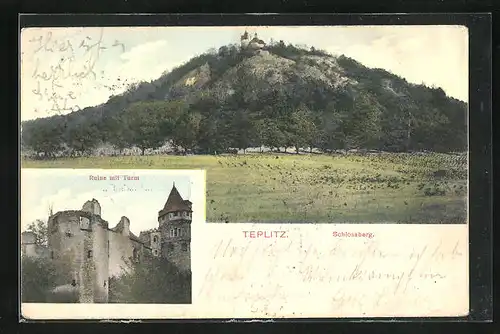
[158,183,192,272]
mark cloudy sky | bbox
[20,25,468,121]
[20,169,205,235]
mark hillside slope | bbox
[21,42,468,157]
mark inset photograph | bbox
[20,169,204,304]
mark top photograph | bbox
[20,25,468,225]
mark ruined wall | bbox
[48,212,86,287]
[21,232,35,257]
[150,232,161,257]
[141,231,162,257]
[21,243,48,258]
[21,231,48,258]
[48,211,109,303]
[39,201,160,303]
[108,230,135,278]
[131,239,147,260]
[80,226,95,303]
[82,199,102,216]
[91,221,109,303]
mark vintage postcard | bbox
[20,24,469,319]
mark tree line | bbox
[21,91,467,157]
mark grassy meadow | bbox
[21,152,468,224]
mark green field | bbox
[22,152,468,224]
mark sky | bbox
[20,25,468,122]
[20,169,205,235]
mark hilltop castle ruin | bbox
[240,30,268,55]
[21,184,192,303]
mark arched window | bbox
[87,250,92,259]
[153,235,158,243]
[79,216,90,230]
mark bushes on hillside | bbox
[109,255,191,304]
[21,46,468,157]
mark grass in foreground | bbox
[22,152,467,224]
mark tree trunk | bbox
[295,146,299,154]
[141,147,145,156]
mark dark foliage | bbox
[21,43,467,157]
[21,255,75,303]
[109,255,191,304]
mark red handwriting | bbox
[333,231,374,239]
[89,175,140,181]
[243,231,288,239]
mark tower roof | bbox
[160,184,192,216]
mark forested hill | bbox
[21,41,468,157]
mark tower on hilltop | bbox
[157,183,192,272]
[240,30,250,48]
[240,30,266,53]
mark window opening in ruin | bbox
[50,251,54,259]
[153,235,158,243]
[87,250,92,258]
[66,229,72,237]
[103,280,107,287]
[170,229,174,237]
[71,279,77,287]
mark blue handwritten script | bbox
[101,183,153,193]
[23,29,127,117]
[195,231,466,317]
